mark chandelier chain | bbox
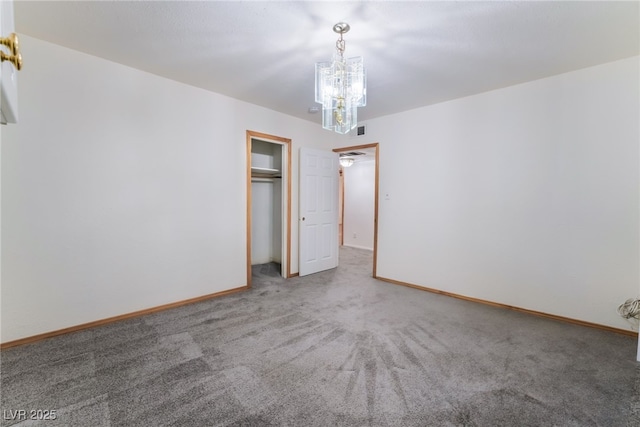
[336,35,345,57]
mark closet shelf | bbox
[251,167,280,175]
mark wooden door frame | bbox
[339,168,344,246]
[246,130,292,287]
[333,143,380,278]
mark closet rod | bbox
[251,177,275,183]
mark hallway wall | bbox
[343,159,375,250]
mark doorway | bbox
[246,130,292,287]
[333,143,379,278]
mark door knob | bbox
[1,33,19,56]
[1,51,22,70]
[1,33,22,71]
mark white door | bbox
[299,147,339,276]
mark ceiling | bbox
[338,146,376,163]
[14,1,639,125]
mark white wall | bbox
[1,36,338,343]
[250,181,274,264]
[365,56,639,331]
[343,160,375,250]
[3,37,637,344]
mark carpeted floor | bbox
[1,247,638,426]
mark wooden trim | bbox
[0,286,248,350]
[339,168,344,246]
[286,139,292,278]
[246,131,291,145]
[333,143,379,153]
[289,272,299,278]
[246,130,292,283]
[333,143,380,278]
[373,144,379,278]
[376,276,637,337]
[246,132,253,287]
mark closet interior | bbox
[250,139,284,278]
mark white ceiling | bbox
[14,1,639,124]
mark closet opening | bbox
[246,131,292,287]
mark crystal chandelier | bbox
[315,23,366,134]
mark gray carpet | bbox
[1,247,638,426]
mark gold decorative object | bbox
[1,33,22,70]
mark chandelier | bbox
[315,22,366,134]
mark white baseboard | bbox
[341,244,373,251]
